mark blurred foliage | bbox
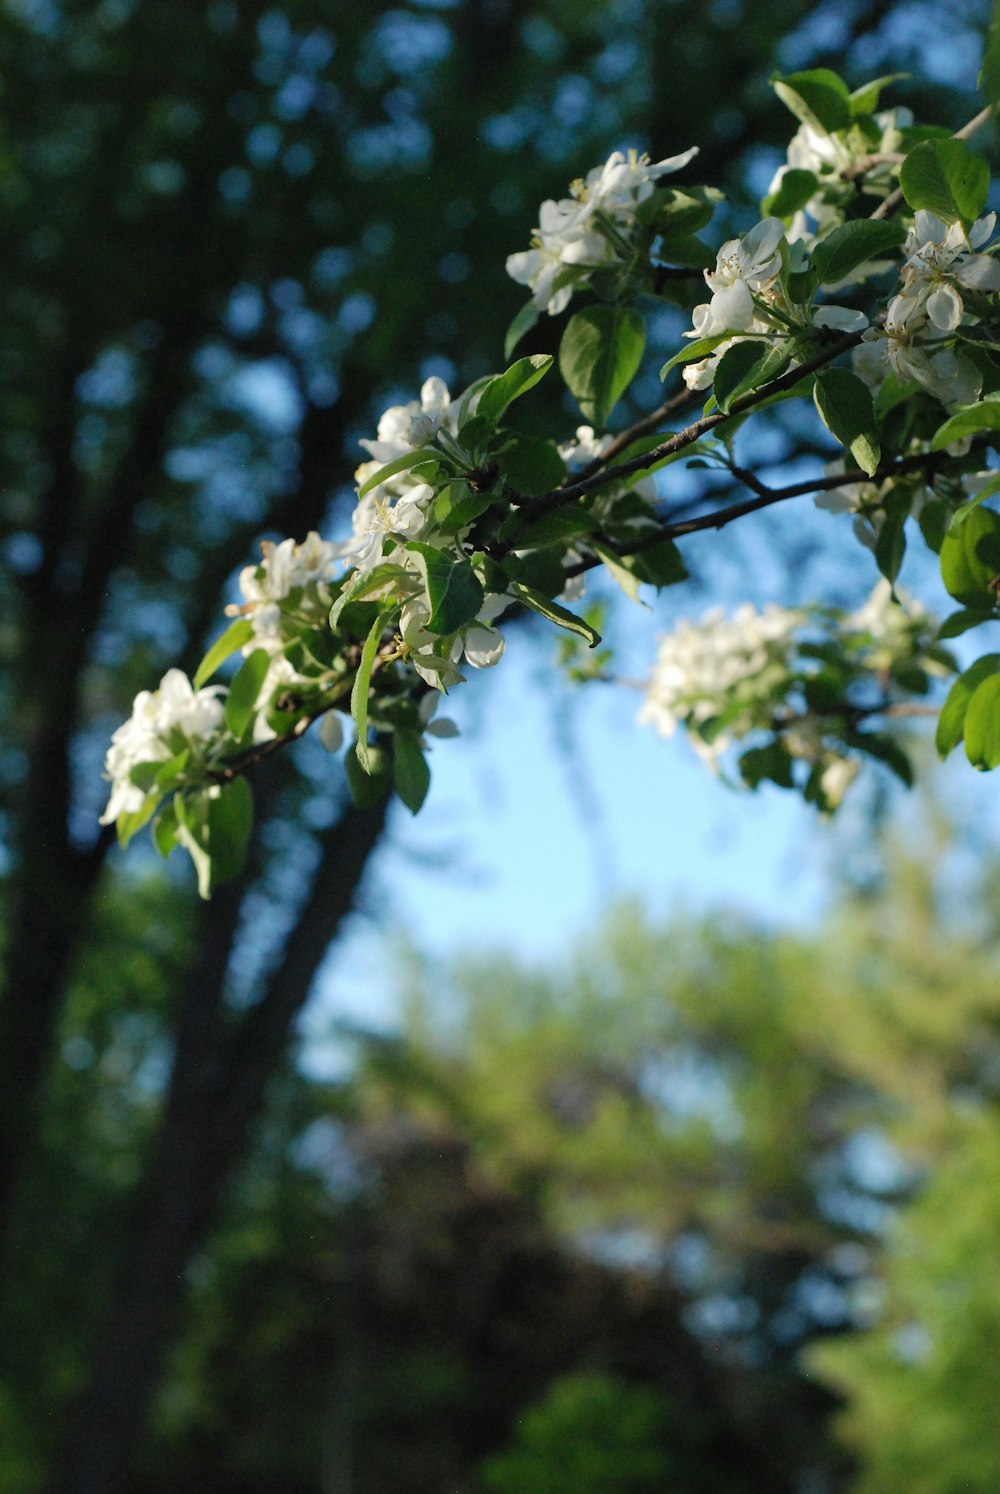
[478,1373,674,1493]
[15,826,986,1492]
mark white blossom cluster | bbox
[225,531,340,742]
[100,670,226,825]
[682,217,867,391]
[637,601,804,763]
[637,584,945,809]
[349,376,507,688]
[767,107,912,252]
[841,578,940,673]
[506,146,698,315]
[856,211,1000,407]
[343,376,459,575]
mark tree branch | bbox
[515,331,864,525]
[563,443,957,574]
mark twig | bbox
[573,386,700,482]
[871,102,995,221]
[563,443,958,575]
[518,331,864,522]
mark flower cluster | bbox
[637,602,804,763]
[100,670,226,826]
[767,106,912,252]
[225,531,340,742]
[506,146,698,314]
[638,585,949,810]
[856,212,1000,407]
[681,216,868,390]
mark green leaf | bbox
[936,653,1000,756]
[762,168,818,221]
[590,542,642,602]
[116,793,159,849]
[660,335,729,380]
[739,742,795,789]
[899,137,990,227]
[508,505,598,550]
[129,759,167,793]
[174,794,213,900]
[127,748,190,796]
[814,368,881,475]
[938,607,996,640]
[496,436,567,497]
[964,673,1000,768]
[771,68,851,134]
[224,649,270,740]
[329,562,409,630]
[940,505,1000,604]
[650,184,722,238]
[559,304,646,426]
[917,498,948,555]
[194,619,255,689]
[595,537,687,591]
[504,300,541,360]
[810,219,904,285]
[206,775,254,886]
[948,474,1000,530]
[476,354,553,424]
[654,232,715,269]
[713,340,791,414]
[351,609,392,773]
[394,729,431,814]
[432,483,494,535]
[874,503,907,586]
[357,448,438,499]
[152,801,179,859]
[508,579,601,646]
[930,397,1000,450]
[345,742,390,807]
[405,541,484,635]
[849,74,906,116]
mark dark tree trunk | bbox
[53,798,388,1494]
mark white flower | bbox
[812,305,869,333]
[860,290,983,408]
[818,754,860,809]
[637,601,802,762]
[573,146,699,217]
[507,145,697,315]
[843,579,934,671]
[337,482,435,578]
[100,670,226,825]
[767,107,912,255]
[506,204,613,316]
[228,531,338,646]
[690,218,785,337]
[901,210,1000,331]
[358,377,460,463]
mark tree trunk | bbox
[52,798,387,1494]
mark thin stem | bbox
[574,385,700,482]
[563,443,956,576]
[871,102,995,221]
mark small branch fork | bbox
[516,330,865,524]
